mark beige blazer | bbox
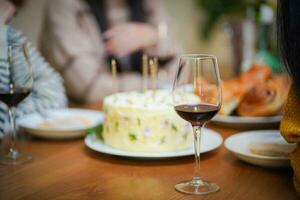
[40,0,180,103]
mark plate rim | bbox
[18,108,103,132]
[212,114,282,124]
[84,128,223,158]
[224,129,290,161]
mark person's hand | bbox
[103,22,158,57]
[0,0,16,24]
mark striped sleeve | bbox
[0,103,8,134]
[0,27,67,136]
[7,27,68,115]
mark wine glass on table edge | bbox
[0,43,33,165]
[172,54,222,195]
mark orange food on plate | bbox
[194,77,219,105]
[237,75,290,117]
[193,63,289,117]
[220,64,272,115]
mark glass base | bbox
[175,178,220,195]
[0,150,32,165]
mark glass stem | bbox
[8,107,18,157]
[192,125,202,184]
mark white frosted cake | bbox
[103,90,196,152]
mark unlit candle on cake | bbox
[142,54,148,91]
[149,59,158,91]
[111,59,118,92]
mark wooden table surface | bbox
[0,104,298,200]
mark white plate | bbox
[85,128,223,159]
[224,130,294,168]
[212,115,281,129]
[18,109,103,139]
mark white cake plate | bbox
[85,128,223,159]
[211,115,281,129]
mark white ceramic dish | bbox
[85,128,223,159]
[212,115,281,129]
[224,130,295,168]
[18,109,103,139]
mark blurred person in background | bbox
[40,0,180,103]
[278,0,300,196]
[0,0,67,136]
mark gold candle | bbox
[111,59,118,92]
[153,57,158,73]
[149,59,157,97]
[142,54,148,91]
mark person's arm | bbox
[41,0,149,103]
[0,26,67,136]
[0,0,15,24]
[280,85,300,143]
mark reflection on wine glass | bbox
[173,54,222,195]
[0,43,33,165]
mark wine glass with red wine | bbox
[0,43,33,165]
[172,54,222,195]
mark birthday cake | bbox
[102,90,198,152]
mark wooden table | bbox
[0,105,298,200]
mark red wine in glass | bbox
[0,43,33,165]
[175,104,219,126]
[158,54,175,66]
[172,54,221,195]
[0,88,31,108]
[148,54,175,66]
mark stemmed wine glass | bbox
[172,54,222,195]
[147,22,175,66]
[0,43,33,165]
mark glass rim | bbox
[180,54,217,60]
